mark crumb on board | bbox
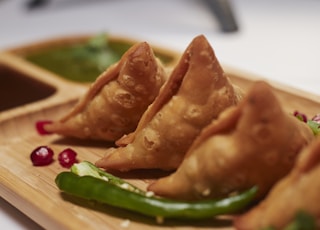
[120,219,131,228]
[156,216,164,224]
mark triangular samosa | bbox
[43,42,167,141]
[148,81,314,200]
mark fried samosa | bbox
[95,34,242,171]
[43,42,167,141]
[234,137,320,230]
[148,81,314,200]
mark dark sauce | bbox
[0,64,56,111]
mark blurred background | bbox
[0,0,320,229]
[1,0,320,94]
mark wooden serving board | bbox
[1,37,320,230]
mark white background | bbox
[1,0,320,229]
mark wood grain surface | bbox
[0,43,320,230]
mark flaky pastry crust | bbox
[148,81,314,200]
[44,42,167,141]
[234,137,320,230]
[95,35,242,171]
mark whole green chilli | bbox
[55,171,257,220]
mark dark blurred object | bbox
[26,0,49,9]
[204,0,238,32]
[25,0,106,10]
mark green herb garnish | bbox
[72,33,120,72]
[284,211,317,230]
[307,120,320,136]
[263,211,317,230]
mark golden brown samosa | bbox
[95,34,242,171]
[148,81,314,200]
[43,42,167,141]
[234,137,320,230]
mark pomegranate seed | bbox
[30,146,54,166]
[58,148,78,168]
[293,111,307,122]
[35,120,53,135]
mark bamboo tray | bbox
[1,35,320,230]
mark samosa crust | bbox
[95,35,242,171]
[43,42,167,141]
[148,81,314,200]
[234,137,320,230]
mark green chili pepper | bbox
[71,161,144,194]
[55,170,257,220]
